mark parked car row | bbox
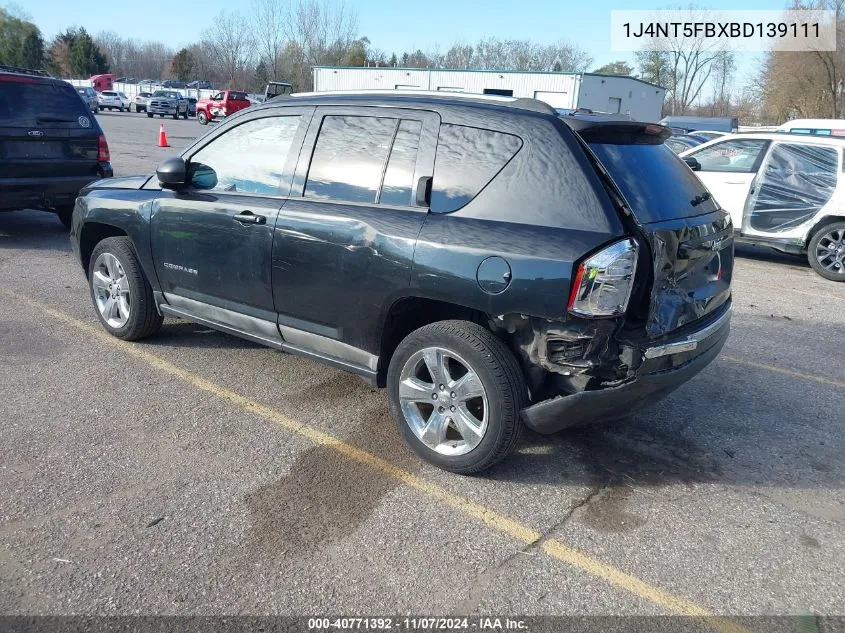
[665,130,728,154]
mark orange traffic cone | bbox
[158,123,169,148]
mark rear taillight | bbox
[97,134,110,162]
[567,238,638,318]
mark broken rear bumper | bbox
[520,302,731,434]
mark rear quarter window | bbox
[431,124,523,213]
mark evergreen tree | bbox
[69,28,108,76]
[170,48,196,81]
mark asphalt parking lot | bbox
[1,111,844,629]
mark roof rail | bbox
[290,89,557,114]
[0,64,52,77]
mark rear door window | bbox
[305,115,397,203]
[686,139,769,172]
[431,124,522,212]
[588,142,719,223]
[748,142,839,232]
[0,79,90,127]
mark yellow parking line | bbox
[720,355,845,390]
[8,294,750,633]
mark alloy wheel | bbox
[815,228,845,275]
[91,252,131,328]
[398,346,489,456]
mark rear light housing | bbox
[97,134,110,162]
[568,238,638,317]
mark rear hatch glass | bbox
[0,77,99,178]
[587,140,720,223]
[568,121,733,338]
[0,78,92,126]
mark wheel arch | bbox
[806,214,845,245]
[79,222,130,277]
[376,295,490,387]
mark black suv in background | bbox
[0,65,113,228]
[70,92,733,473]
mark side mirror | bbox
[683,156,701,171]
[156,157,187,189]
[416,176,432,207]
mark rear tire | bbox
[808,221,845,281]
[386,320,527,474]
[88,237,163,341]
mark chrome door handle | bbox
[234,212,266,225]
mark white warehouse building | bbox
[312,67,666,122]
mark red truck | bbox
[195,90,251,125]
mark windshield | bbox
[588,142,719,223]
[153,91,178,98]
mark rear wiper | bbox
[35,115,78,123]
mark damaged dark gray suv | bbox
[69,92,733,474]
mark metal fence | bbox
[66,78,217,101]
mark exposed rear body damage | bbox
[502,119,734,432]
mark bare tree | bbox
[806,0,845,118]
[94,31,126,75]
[251,0,286,81]
[709,51,736,116]
[282,0,358,89]
[443,43,473,69]
[637,7,726,114]
[759,0,845,121]
[440,37,590,72]
[202,10,255,88]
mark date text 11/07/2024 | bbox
[307,617,528,631]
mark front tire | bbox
[387,320,527,474]
[88,237,163,341]
[808,222,845,281]
[197,111,208,125]
[147,112,153,118]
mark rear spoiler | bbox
[562,120,672,145]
